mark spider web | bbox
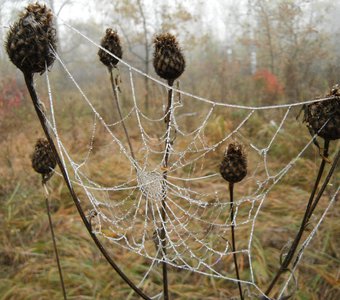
[35,21,339,299]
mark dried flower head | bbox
[6,2,57,74]
[153,33,185,82]
[303,84,340,141]
[31,138,56,183]
[220,143,247,184]
[98,28,123,68]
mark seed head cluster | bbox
[31,138,56,183]
[6,2,57,74]
[303,84,340,141]
[98,28,123,69]
[153,33,185,82]
[220,143,247,184]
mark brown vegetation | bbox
[1,1,340,299]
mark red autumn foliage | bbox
[0,77,24,115]
[253,69,283,98]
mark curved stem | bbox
[160,79,174,300]
[45,193,67,300]
[265,140,330,297]
[229,183,244,300]
[292,149,340,270]
[109,68,135,161]
[24,72,151,300]
[307,148,339,221]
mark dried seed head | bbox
[6,2,57,74]
[303,84,340,141]
[31,138,56,183]
[98,28,123,68]
[153,33,185,82]
[220,143,247,184]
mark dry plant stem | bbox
[44,192,67,300]
[229,183,244,300]
[292,148,340,269]
[307,148,339,220]
[24,72,151,300]
[161,79,175,300]
[109,67,135,161]
[265,140,330,297]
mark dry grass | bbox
[0,76,339,300]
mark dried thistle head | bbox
[153,33,185,82]
[220,143,247,184]
[31,138,56,183]
[98,28,123,68]
[303,84,340,141]
[6,2,57,74]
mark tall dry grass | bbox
[0,71,339,300]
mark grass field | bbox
[1,0,340,298]
[0,66,339,300]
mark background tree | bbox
[98,0,202,110]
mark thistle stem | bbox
[306,147,339,222]
[24,72,151,300]
[292,149,340,269]
[229,183,244,300]
[161,79,174,300]
[44,185,67,300]
[109,67,135,161]
[265,140,330,297]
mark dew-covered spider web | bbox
[35,21,339,299]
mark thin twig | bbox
[229,183,244,300]
[306,148,339,222]
[24,72,151,300]
[44,184,67,300]
[265,140,330,297]
[109,67,135,161]
[292,149,340,269]
[161,79,174,300]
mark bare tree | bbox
[243,0,332,100]
[98,0,200,110]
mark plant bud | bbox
[31,138,56,182]
[220,143,247,184]
[98,28,123,68]
[6,2,57,74]
[303,84,340,141]
[153,33,185,82]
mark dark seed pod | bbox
[98,28,123,68]
[153,33,185,82]
[220,143,247,184]
[31,138,56,183]
[303,84,340,141]
[6,2,57,74]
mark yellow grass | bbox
[0,74,339,300]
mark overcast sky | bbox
[1,0,243,40]
[2,0,336,55]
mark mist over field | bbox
[0,1,339,300]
